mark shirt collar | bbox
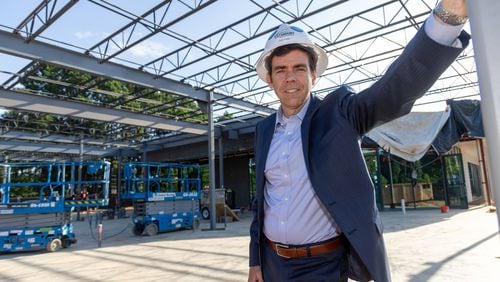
[275,95,311,129]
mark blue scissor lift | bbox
[0,161,110,253]
[120,162,201,236]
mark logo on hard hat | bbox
[273,30,294,39]
[268,26,304,40]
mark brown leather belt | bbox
[265,236,343,259]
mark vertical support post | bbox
[468,0,500,230]
[387,150,395,208]
[192,198,196,232]
[478,139,492,206]
[78,135,83,194]
[218,137,224,191]
[440,156,449,206]
[411,166,417,209]
[1,166,11,203]
[219,136,226,228]
[208,91,217,230]
[61,163,66,201]
[375,148,384,211]
[116,154,122,217]
[77,137,84,222]
[97,223,102,248]
[142,144,147,162]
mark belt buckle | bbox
[275,243,292,259]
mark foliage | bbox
[216,111,234,122]
[1,65,206,142]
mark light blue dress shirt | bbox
[263,96,339,244]
[263,14,465,245]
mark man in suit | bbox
[248,1,470,281]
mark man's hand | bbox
[248,266,264,282]
[441,0,468,18]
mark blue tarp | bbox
[432,99,484,154]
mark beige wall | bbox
[458,139,490,204]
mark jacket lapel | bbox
[301,95,321,174]
[256,114,276,198]
[259,114,276,166]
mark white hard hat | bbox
[255,24,328,82]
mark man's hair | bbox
[264,43,318,75]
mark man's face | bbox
[266,49,317,117]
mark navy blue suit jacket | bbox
[250,26,470,281]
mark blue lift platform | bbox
[120,162,201,236]
[0,161,110,253]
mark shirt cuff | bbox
[424,13,465,48]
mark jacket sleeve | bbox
[249,123,260,267]
[249,197,260,266]
[339,24,470,135]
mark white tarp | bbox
[366,111,450,162]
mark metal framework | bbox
[0,0,479,160]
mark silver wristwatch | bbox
[433,3,468,26]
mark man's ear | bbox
[266,73,273,89]
[311,70,317,85]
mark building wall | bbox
[458,139,490,204]
[459,140,479,202]
[147,134,254,163]
[216,155,251,209]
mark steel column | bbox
[468,0,500,230]
[208,91,216,230]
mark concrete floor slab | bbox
[0,206,498,281]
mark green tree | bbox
[216,111,234,122]
[1,65,207,142]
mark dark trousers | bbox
[261,239,348,282]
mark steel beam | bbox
[0,130,131,148]
[0,29,274,116]
[140,114,261,150]
[14,0,78,42]
[0,139,107,156]
[87,0,216,62]
[0,89,207,135]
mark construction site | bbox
[1,0,499,281]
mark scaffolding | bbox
[120,162,201,236]
[0,161,110,252]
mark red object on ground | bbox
[440,205,449,213]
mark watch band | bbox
[433,2,468,26]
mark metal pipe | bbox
[97,223,103,248]
[478,139,492,206]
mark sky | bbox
[0,0,479,114]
